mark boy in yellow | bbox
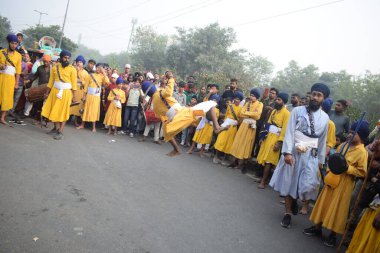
[77,63,109,132]
[70,55,90,126]
[42,50,77,140]
[213,92,243,164]
[187,94,220,157]
[257,92,290,189]
[230,88,263,172]
[304,121,369,248]
[104,77,126,135]
[141,71,226,156]
[0,34,22,126]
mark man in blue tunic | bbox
[269,82,330,228]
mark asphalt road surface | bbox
[0,120,336,253]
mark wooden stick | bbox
[337,153,376,252]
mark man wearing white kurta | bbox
[269,82,330,229]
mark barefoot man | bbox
[0,34,22,126]
[141,71,226,156]
[41,50,77,140]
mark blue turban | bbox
[75,55,86,65]
[116,77,124,85]
[322,97,334,114]
[250,88,261,99]
[233,91,244,101]
[141,81,157,97]
[277,92,289,104]
[311,81,330,98]
[209,94,220,103]
[351,120,370,141]
[60,49,71,59]
[6,34,18,43]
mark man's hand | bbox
[0,63,5,70]
[273,141,282,152]
[14,84,19,89]
[284,154,294,166]
[373,211,380,230]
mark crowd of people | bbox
[1,33,380,252]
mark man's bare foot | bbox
[0,119,13,127]
[299,207,308,215]
[257,182,266,189]
[167,150,181,157]
[199,152,205,158]
[92,128,96,133]
[107,130,111,135]
[138,137,146,142]
[187,150,193,154]
[153,140,161,145]
[76,125,84,130]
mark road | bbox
[0,120,335,253]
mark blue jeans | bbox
[123,106,139,133]
[10,86,23,113]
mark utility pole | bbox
[58,0,70,48]
[126,18,138,54]
[34,10,48,26]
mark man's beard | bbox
[274,102,283,110]
[61,61,70,68]
[308,99,322,111]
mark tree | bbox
[21,25,77,52]
[0,16,12,48]
[271,60,319,95]
[130,26,168,73]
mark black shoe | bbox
[281,214,291,228]
[241,167,247,174]
[323,233,336,247]
[291,200,298,215]
[303,226,322,237]
[47,129,58,135]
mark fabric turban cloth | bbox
[311,81,330,98]
[209,94,220,103]
[351,120,370,141]
[42,54,52,61]
[277,92,289,104]
[234,91,244,101]
[6,34,18,43]
[250,88,261,99]
[60,49,71,59]
[116,77,124,85]
[75,55,86,65]
[141,81,157,97]
[322,98,334,114]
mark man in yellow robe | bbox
[42,50,77,140]
[0,34,22,126]
[304,121,369,248]
[213,92,243,164]
[229,88,263,172]
[257,92,290,189]
[141,71,225,156]
[70,55,90,126]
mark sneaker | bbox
[129,133,134,138]
[47,129,58,135]
[53,132,64,140]
[303,226,322,237]
[291,200,299,215]
[180,141,185,146]
[213,157,221,164]
[281,214,292,229]
[323,234,336,247]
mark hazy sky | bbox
[2,0,379,75]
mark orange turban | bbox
[42,54,52,61]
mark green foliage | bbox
[0,16,12,48]
[21,25,77,52]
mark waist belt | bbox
[166,102,181,121]
[0,65,16,75]
[295,130,318,149]
[242,118,257,128]
[87,87,101,96]
[269,125,281,136]
[54,81,72,99]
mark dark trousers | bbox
[123,106,139,133]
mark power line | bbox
[233,0,345,27]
